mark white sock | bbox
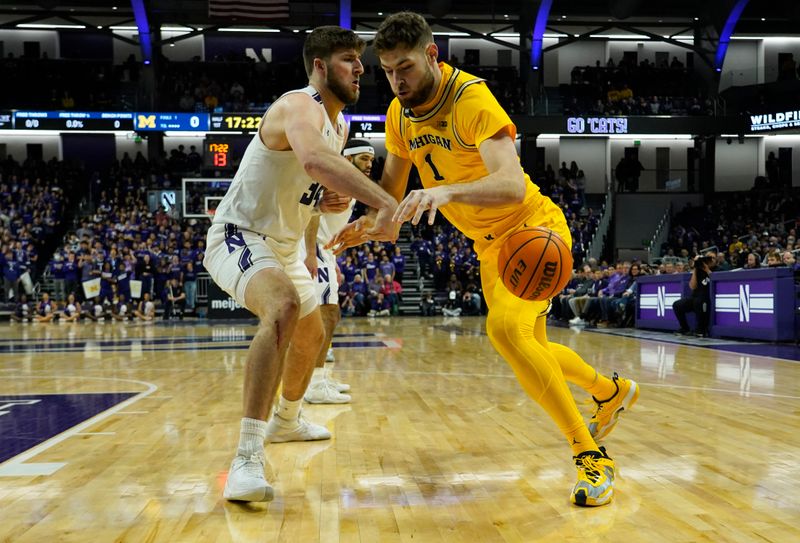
[275,396,302,422]
[310,367,325,385]
[237,417,267,457]
[324,362,335,380]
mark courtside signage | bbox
[566,117,628,134]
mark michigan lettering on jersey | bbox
[408,133,452,152]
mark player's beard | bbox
[327,64,359,105]
[397,64,436,109]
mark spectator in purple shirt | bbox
[378,254,395,282]
[391,245,406,285]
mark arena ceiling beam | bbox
[614,24,714,68]
[435,22,524,52]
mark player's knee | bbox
[257,292,301,327]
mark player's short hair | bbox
[373,12,433,55]
[303,26,366,77]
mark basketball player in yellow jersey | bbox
[328,12,638,507]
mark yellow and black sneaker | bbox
[571,447,615,507]
[589,372,639,441]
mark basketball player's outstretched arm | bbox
[280,94,397,219]
[325,151,412,254]
[393,131,525,226]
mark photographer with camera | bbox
[672,250,716,337]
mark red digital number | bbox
[213,151,228,167]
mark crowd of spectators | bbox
[660,186,800,270]
[0,54,136,111]
[336,242,406,317]
[534,160,602,263]
[561,56,713,117]
[34,186,208,322]
[549,260,643,328]
[2,154,208,323]
[1,156,78,304]
[159,56,307,112]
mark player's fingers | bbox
[393,194,415,222]
[411,196,429,225]
[427,202,438,225]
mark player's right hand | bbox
[320,189,352,214]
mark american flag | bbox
[208,0,289,20]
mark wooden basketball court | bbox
[1,316,798,542]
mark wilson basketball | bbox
[498,227,573,301]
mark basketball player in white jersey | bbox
[204,26,398,502]
[301,139,375,404]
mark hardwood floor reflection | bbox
[0,317,798,542]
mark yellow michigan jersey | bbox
[385,62,569,257]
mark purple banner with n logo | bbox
[710,268,795,341]
[714,280,775,327]
[636,273,692,330]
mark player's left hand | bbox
[320,189,352,214]
[393,186,452,225]
[325,216,372,255]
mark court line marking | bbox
[335,369,800,400]
[0,340,393,354]
[4,366,798,400]
[74,432,116,436]
[0,376,157,477]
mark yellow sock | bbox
[485,283,599,456]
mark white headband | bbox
[343,145,374,157]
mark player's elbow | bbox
[301,154,325,178]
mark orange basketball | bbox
[498,226,573,301]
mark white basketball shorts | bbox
[298,240,340,306]
[204,223,318,318]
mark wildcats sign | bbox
[749,109,800,132]
[566,117,628,134]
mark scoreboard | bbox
[12,111,135,131]
[0,110,388,137]
[344,114,385,138]
[203,139,235,170]
[210,113,262,131]
[0,111,12,130]
[134,112,207,131]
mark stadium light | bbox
[218,28,280,33]
[17,23,86,29]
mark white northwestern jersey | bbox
[212,85,346,259]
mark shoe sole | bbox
[571,487,613,507]
[304,396,351,404]
[268,433,331,443]
[224,485,275,502]
[592,380,640,441]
